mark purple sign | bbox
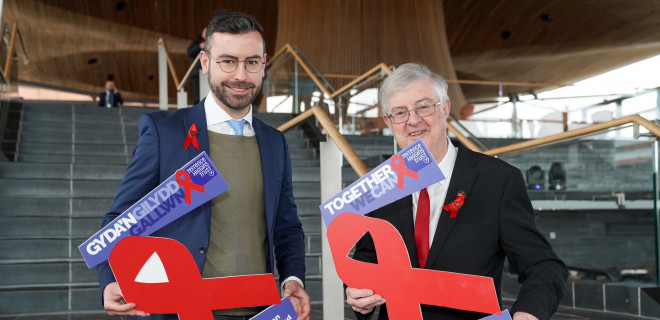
[79,152,229,268]
[320,139,445,227]
[479,309,512,320]
[250,297,297,320]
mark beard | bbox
[209,77,261,111]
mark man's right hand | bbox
[346,287,385,315]
[103,282,150,317]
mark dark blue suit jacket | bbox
[97,101,305,319]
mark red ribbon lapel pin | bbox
[442,191,465,219]
[183,123,200,151]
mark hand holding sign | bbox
[109,236,281,320]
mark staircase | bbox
[0,101,322,318]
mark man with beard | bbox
[97,11,310,320]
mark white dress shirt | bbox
[412,138,458,245]
[204,92,255,136]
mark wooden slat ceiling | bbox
[445,0,660,101]
[2,0,278,101]
[3,0,660,109]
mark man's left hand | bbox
[282,281,311,320]
[513,311,539,320]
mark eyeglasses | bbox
[205,50,265,73]
[386,102,442,124]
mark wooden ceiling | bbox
[3,0,660,110]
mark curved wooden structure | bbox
[3,0,660,106]
[275,0,467,112]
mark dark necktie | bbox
[415,188,430,268]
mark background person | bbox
[98,80,124,108]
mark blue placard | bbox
[79,152,229,268]
[250,297,297,320]
[319,139,445,227]
[479,309,512,320]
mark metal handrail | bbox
[3,23,18,80]
[484,115,660,156]
[266,43,393,100]
[157,38,180,89]
[177,54,200,92]
[292,45,336,93]
[277,106,369,177]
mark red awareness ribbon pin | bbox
[109,236,281,320]
[328,213,501,319]
[176,170,205,204]
[183,123,200,151]
[442,192,466,219]
[390,154,418,190]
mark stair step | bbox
[0,262,96,287]
[292,182,320,198]
[0,216,100,238]
[19,142,130,156]
[292,167,320,182]
[21,131,129,145]
[0,287,104,315]
[0,239,70,260]
[0,163,127,180]
[22,120,139,134]
[295,198,322,216]
[300,215,322,234]
[291,158,319,167]
[0,179,120,198]
[0,198,113,217]
[289,148,316,160]
[17,154,131,165]
[305,233,322,254]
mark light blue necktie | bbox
[227,119,247,136]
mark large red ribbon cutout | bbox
[390,154,418,190]
[328,213,501,319]
[176,170,205,204]
[109,236,281,320]
[183,123,200,151]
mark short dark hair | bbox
[205,10,265,53]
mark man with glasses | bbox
[98,11,310,320]
[345,63,567,320]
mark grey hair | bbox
[379,63,449,113]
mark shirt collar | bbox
[203,91,253,127]
[438,138,458,185]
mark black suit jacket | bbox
[352,147,567,320]
[98,91,124,107]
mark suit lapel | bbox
[391,196,420,268]
[252,117,277,235]
[425,147,479,268]
[183,100,211,224]
[183,100,210,160]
